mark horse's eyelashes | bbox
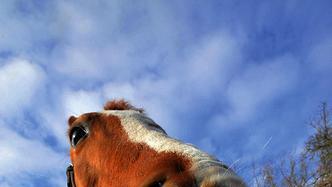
[70,126,88,148]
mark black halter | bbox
[66,164,76,187]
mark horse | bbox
[66,100,245,187]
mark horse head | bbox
[67,100,245,187]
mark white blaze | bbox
[102,110,245,186]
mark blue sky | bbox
[0,0,331,186]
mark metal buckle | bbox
[66,164,76,187]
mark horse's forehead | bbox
[100,110,190,155]
[100,110,185,154]
[100,110,166,134]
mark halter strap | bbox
[66,164,76,187]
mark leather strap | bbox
[66,164,76,187]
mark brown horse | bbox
[66,100,245,187]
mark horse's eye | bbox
[70,126,88,148]
[149,179,165,187]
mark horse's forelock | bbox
[103,99,144,113]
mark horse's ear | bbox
[68,116,77,126]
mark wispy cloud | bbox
[226,55,299,123]
[0,59,45,118]
[308,36,332,74]
[0,122,67,186]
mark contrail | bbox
[262,136,272,150]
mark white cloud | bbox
[0,122,67,186]
[55,1,97,40]
[103,82,137,102]
[62,89,103,117]
[49,1,140,81]
[48,1,196,83]
[38,108,69,148]
[53,43,143,82]
[0,1,56,54]
[225,55,299,123]
[53,46,107,80]
[0,59,45,118]
[182,32,242,94]
[308,36,332,73]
